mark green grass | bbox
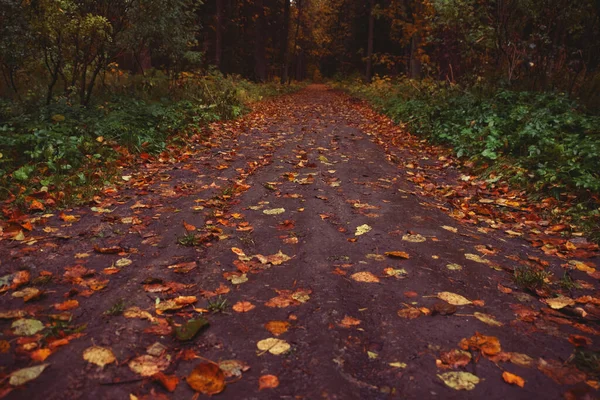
[513,266,550,291]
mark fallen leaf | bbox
[12,319,44,336]
[355,224,372,236]
[54,299,79,311]
[385,251,410,259]
[351,271,380,283]
[402,233,426,243]
[9,364,49,386]
[502,371,525,387]
[465,253,489,264]
[187,363,225,395]
[437,371,480,390]
[545,296,575,310]
[30,348,51,362]
[12,287,42,302]
[474,312,503,327]
[129,354,170,377]
[174,317,209,341]
[397,306,423,319]
[232,301,255,312]
[153,372,179,392]
[459,333,501,356]
[389,362,407,368]
[537,358,586,385]
[183,221,196,231]
[339,316,361,328]
[258,374,279,390]
[264,321,290,336]
[263,208,285,215]
[437,292,472,306]
[83,346,116,368]
[218,360,250,378]
[257,338,291,355]
[446,263,462,271]
[438,349,472,369]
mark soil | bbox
[1,85,599,399]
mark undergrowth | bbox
[334,76,600,242]
[0,70,303,209]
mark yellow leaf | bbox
[9,364,49,386]
[257,338,290,355]
[465,253,489,264]
[545,296,575,310]
[83,346,116,368]
[474,312,503,327]
[128,354,170,377]
[351,271,380,283]
[438,371,480,390]
[355,224,372,236]
[402,233,426,243]
[263,208,285,215]
[437,291,472,306]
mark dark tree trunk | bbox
[365,0,375,83]
[292,0,303,82]
[281,0,291,84]
[215,0,224,69]
[254,0,267,81]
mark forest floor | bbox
[1,85,600,400]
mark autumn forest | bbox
[1,1,600,399]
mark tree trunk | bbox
[409,0,423,80]
[215,0,224,69]
[365,0,375,83]
[292,0,303,82]
[254,0,267,82]
[281,0,291,84]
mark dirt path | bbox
[1,85,599,399]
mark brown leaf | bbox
[153,372,179,392]
[459,333,501,356]
[258,375,280,390]
[187,363,226,395]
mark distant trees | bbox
[1,0,599,103]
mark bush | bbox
[337,77,600,195]
[0,71,304,206]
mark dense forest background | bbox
[3,0,600,100]
[0,0,599,238]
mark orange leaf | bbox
[502,371,525,388]
[258,375,279,390]
[232,301,255,313]
[31,348,52,362]
[153,372,179,392]
[264,321,290,336]
[183,221,196,232]
[385,251,410,259]
[339,316,361,328]
[54,299,79,311]
[187,363,225,395]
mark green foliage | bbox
[513,266,550,291]
[336,76,600,240]
[0,72,303,205]
[339,77,600,195]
